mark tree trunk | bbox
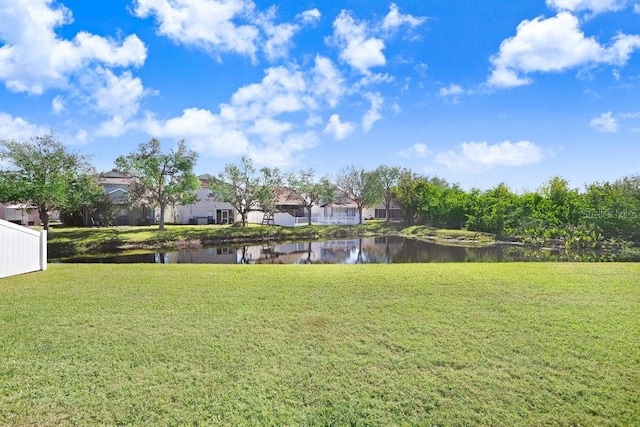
[159,203,165,231]
[242,211,247,227]
[307,206,312,225]
[358,205,363,225]
[385,200,391,222]
[39,206,49,231]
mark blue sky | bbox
[1,0,639,191]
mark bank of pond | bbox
[52,236,640,264]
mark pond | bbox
[52,236,640,264]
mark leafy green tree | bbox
[584,178,640,240]
[285,169,334,225]
[391,170,424,224]
[115,138,199,231]
[466,183,518,235]
[0,133,95,231]
[58,174,112,226]
[372,165,403,221]
[211,156,282,227]
[420,183,468,229]
[335,165,382,224]
[538,176,584,227]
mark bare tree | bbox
[372,165,403,221]
[285,169,334,225]
[211,156,281,227]
[115,138,199,231]
[335,165,382,224]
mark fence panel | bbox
[0,219,47,278]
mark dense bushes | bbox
[391,173,640,243]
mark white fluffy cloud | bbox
[439,83,465,103]
[257,7,299,61]
[398,143,429,158]
[332,10,386,74]
[142,108,251,157]
[590,111,619,132]
[489,12,640,88]
[140,65,329,166]
[0,0,146,94]
[589,111,640,132]
[546,0,627,14]
[436,141,543,171]
[90,69,147,119]
[95,116,132,138]
[0,112,49,140]
[134,0,300,61]
[134,0,258,58]
[51,96,65,114]
[382,3,427,32]
[330,4,426,75]
[439,84,464,97]
[248,131,317,166]
[136,49,394,166]
[362,92,383,132]
[324,114,355,141]
[311,55,346,108]
[297,8,321,24]
[227,66,309,120]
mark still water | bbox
[55,236,638,264]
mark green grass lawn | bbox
[1,263,639,425]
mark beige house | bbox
[0,203,42,226]
[94,170,153,226]
[171,174,238,225]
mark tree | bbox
[285,169,334,225]
[0,133,95,231]
[58,174,113,226]
[538,176,583,226]
[115,138,199,231]
[466,183,518,235]
[391,171,425,224]
[211,156,282,227]
[372,165,402,221]
[335,165,382,224]
[584,178,640,240]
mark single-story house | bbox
[363,202,404,221]
[0,204,41,226]
[245,189,362,226]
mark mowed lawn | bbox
[1,264,639,425]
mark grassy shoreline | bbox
[1,263,639,425]
[47,221,497,257]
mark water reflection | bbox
[56,236,640,264]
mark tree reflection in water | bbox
[57,237,640,264]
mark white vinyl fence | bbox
[0,219,47,278]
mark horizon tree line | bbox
[1,134,639,243]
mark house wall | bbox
[173,187,237,224]
[1,205,41,226]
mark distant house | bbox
[364,202,404,221]
[0,203,41,226]
[322,192,360,220]
[95,170,153,226]
[172,174,238,225]
[245,188,362,226]
[273,187,307,218]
